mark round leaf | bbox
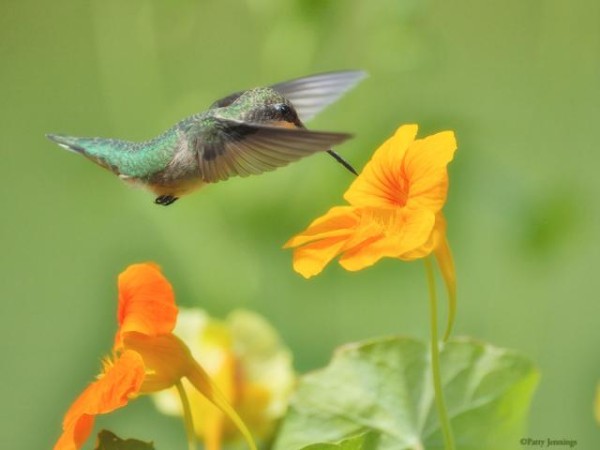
[274,337,539,450]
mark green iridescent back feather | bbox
[47,88,287,180]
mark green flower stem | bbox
[424,257,455,450]
[176,380,197,450]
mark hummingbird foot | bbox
[154,195,179,206]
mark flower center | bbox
[376,165,410,207]
[392,170,410,206]
[361,207,403,235]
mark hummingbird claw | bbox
[154,195,178,206]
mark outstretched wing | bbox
[190,118,352,183]
[209,70,367,120]
[270,70,367,122]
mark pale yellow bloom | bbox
[153,309,295,449]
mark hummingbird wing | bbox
[191,118,352,183]
[209,70,367,119]
[269,70,367,122]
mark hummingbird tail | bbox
[46,134,86,154]
[327,150,358,176]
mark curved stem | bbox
[424,257,455,450]
[176,380,197,450]
[434,232,457,342]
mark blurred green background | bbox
[1,0,598,448]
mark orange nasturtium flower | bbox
[53,263,256,450]
[285,124,457,337]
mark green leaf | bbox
[299,431,379,450]
[274,337,539,450]
[94,430,155,450]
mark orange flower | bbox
[285,125,457,336]
[54,263,256,450]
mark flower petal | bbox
[339,208,435,271]
[53,415,94,450]
[153,308,294,445]
[284,206,358,248]
[185,359,258,450]
[404,131,457,212]
[123,332,194,393]
[285,206,360,278]
[116,263,178,346]
[125,332,256,450]
[397,212,444,260]
[344,124,418,208]
[199,348,235,450]
[54,351,145,450]
[292,236,350,278]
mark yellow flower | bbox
[285,124,457,337]
[152,309,295,449]
[53,263,256,450]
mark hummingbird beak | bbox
[292,120,358,176]
[327,150,358,176]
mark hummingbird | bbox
[47,70,366,206]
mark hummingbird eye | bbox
[272,103,298,123]
[275,103,291,114]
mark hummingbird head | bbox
[236,88,304,128]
